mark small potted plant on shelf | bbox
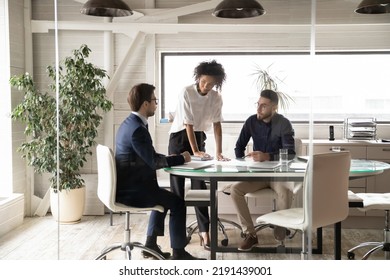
[10,44,113,223]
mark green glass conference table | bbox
[165,158,390,260]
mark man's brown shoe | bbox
[238,234,258,251]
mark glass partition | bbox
[158,0,314,260]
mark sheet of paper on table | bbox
[289,162,307,170]
[218,159,281,169]
[246,161,281,169]
[172,161,214,170]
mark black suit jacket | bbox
[115,113,184,206]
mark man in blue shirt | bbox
[229,89,295,251]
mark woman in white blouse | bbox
[168,60,230,249]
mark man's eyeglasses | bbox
[255,102,271,110]
[150,98,159,105]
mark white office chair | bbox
[347,193,390,260]
[95,144,166,260]
[250,138,303,242]
[256,151,351,259]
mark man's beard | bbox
[257,111,272,121]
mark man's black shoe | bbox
[170,250,206,260]
[142,245,171,259]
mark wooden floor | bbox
[0,213,387,260]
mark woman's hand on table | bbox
[217,153,230,161]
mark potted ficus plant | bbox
[10,44,113,223]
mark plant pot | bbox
[50,187,86,224]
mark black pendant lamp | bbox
[212,0,265,18]
[80,0,133,17]
[355,0,390,14]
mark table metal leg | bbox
[334,222,341,260]
[210,178,217,260]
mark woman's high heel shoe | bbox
[198,232,210,250]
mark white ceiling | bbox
[96,0,390,25]
[72,0,390,25]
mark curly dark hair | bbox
[193,60,226,91]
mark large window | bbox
[161,52,390,123]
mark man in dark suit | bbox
[115,83,204,260]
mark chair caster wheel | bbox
[221,239,228,246]
[347,252,355,260]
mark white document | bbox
[246,161,281,169]
[289,162,307,170]
[218,159,281,169]
[172,161,214,170]
[190,155,214,161]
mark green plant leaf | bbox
[10,45,113,191]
